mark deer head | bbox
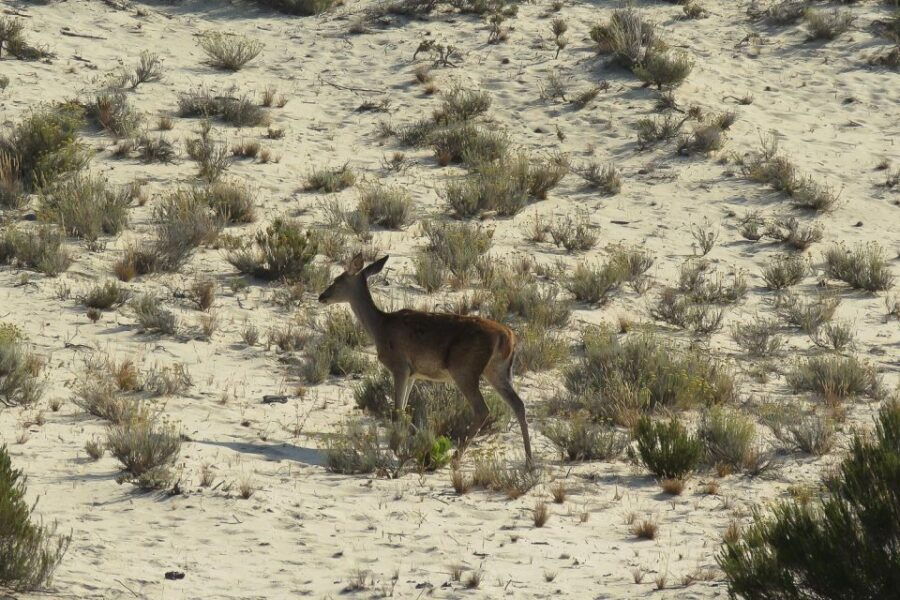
[318,254,388,305]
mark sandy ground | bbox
[1,0,898,598]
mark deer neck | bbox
[348,281,385,341]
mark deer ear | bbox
[346,253,365,275]
[362,255,389,279]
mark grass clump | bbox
[787,355,881,401]
[130,294,178,335]
[590,7,664,69]
[304,164,355,193]
[777,292,840,333]
[0,103,87,196]
[37,175,130,242]
[805,9,854,41]
[356,183,412,229]
[0,444,70,591]
[81,91,142,138]
[81,280,130,310]
[720,400,900,599]
[698,407,757,472]
[203,180,256,224]
[106,409,181,490]
[740,138,838,212]
[635,416,702,480]
[178,88,270,128]
[0,329,44,408]
[227,218,320,282]
[822,243,894,292]
[559,328,733,426]
[731,317,783,357]
[542,415,627,461]
[0,226,71,276]
[149,190,224,271]
[421,220,493,283]
[198,31,264,71]
[634,50,693,90]
[761,253,807,290]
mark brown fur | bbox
[319,254,533,465]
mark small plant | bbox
[635,417,702,480]
[81,280,129,310]
[823,243,894,292]
[690,221,719,256]
[549,480,566,504]
[37,175,130,242]
[804,9,853,41]
[304,164,355,193]
[0,444,70,590]
[698,407,757,471]
[632,518,659,540]
[787,355,881,400]
[123,50,163,89]
[199,31,264,71]
[543,416,627,461]
[0,226,72,276]
[0,329,43,408]
[130,294,178,335]
[356,183,412,230]
[579,161,621,194]
[84,437,105,460]
[106,409,181,490]
[731,317,783,357]
[634,50,694,90]
[227,218,320,281]
[137,135,177,163]
[533,499,550,527]
[777,292,840,333]
[762,253,807,290]
[82,91,142,138]
[590,8,664,69]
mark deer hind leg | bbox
[487,362,533,468]
[391,365,412,424]
[449,371,490,456]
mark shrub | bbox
[151,190,223,271]
[421,220,492,281]
[515,325,569,373]
[785,412,836,455]
[565,261,626,304]
[247,0,338,15]
[198,31,264,71]
[123,50,162,89]
[719,400,900,599]
[324,421,395,475]
[777,292,840,333]
[178,89,270,127]
[184,126,231,182]
[81,280,129,310]
[634,50,693,89]
[413,252,446,292]
[590,7,664,68]
[73,376,136,425]
[805,9,853,40]
[203,180,256,224]
[787,355,881,400]
[698,407,756,471]
[560,329,734,424]
[304,164,355,192]
[82,91,142,138]
[0,226,72,276]
[542,415,627,461]
[431,123,508,167]
[740,139,837,212]
[731,317,783,357]
[0,331,43,407]
[137,135,177,163]
[0,444,70,591]
[0,103,87,192]
[37,175,130,241]
[762,253,807,290]
[580,162,621,194]
[547,215,597,253]
[823,243,894,292]
[106,409,181,490]
[356,184,412,229]
[635,416,702,480]
[130,294,178,335]
[227,218,319,281]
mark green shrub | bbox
[823,242,894,292]
[805,8,853,40]
[420,220,492,281]
[787,355,881,400]
[227,218,319,281]
[304,164,355,192]
[0,444,70,591]
[762,253,807,290]
[515,325,569,373]
[561,328,734,424]
[543,415,627,461]
[0,103,88,191]
[106,410,181,490]
[633,50,693,89]
[198,31,264,71]
[130,294,178,335]
[81,280,130,310]
[731,317,783,357]
[777,292,840,333]
[719,400,900,599]
[356,183,412,229]
[37,175,130,241]
[635,416,702,479]
[0,332,43,407]
[151,190,223,271]
[178,89,270,127]
[698,407,756,471]
[0,226,71,276]
[82,91,142,138]
[590,7,664,68]
[203,180,256,224]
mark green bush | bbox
[0,103,87,192]
[106,409,181,490]
[787,355,881,400]
[542,415,627,461]
[633,50,693,89]
[720,400,900,599]
[635,416,702,479]
[0,445,70,591]
[698,407,756,471]
[0,226,71,276]
[198,31,264,71]
[37,174,130,241]
[823,242,894,292]
[0,330,43,407]
[227,218,320,281]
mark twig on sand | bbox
[317,74,384,95]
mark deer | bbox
[318,253,533,467]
